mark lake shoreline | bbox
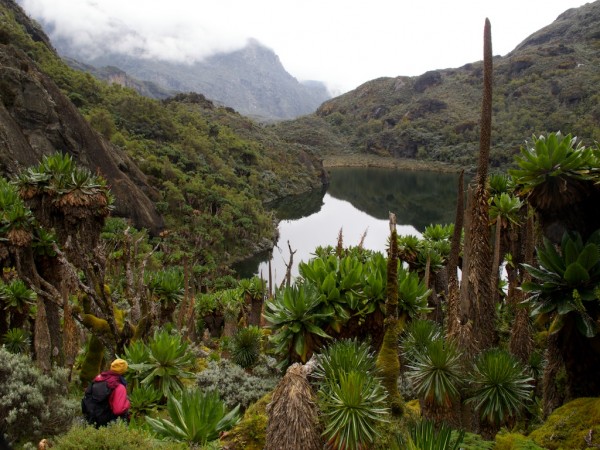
[322,154,467,173]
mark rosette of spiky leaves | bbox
[298,254,364,330]
[488,173,512,197]
[0,178,35,247]
[31,153,75,198]
[146,388,240,445]
[406,338,463,408]
[54,167,102,206]
[397,265,431,318]
[397,234,421,265]
[522,230,600,337]
[0,279,36,316]
[361,252,387,313]
[31,227,57,257]
[13,168,49,199]
[218,288,244,322]
[319,370,389,450]
[313,338,378,384]
[0,178,21,215]
[122,339,152,389]
[129,384,162,417]
[393,420,465,450]
[230,325,262,369]
[141,330,195,399]
[238,276,265,300]
[146,267,184,305]
[416,243,446,273]
[2,328,30,354]
[509,132,594,210]
[489,193,523,228]
[422,224,454,242]
[466,348,533,426]
[263,283,331,364]
[400,319,443,365]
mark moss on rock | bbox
[495,431,545,450]
[221,393,272,450]
[528,397,600,449]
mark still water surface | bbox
[236,167,462,286]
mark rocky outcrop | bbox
[0,42,164,234]
[55,39,331,121]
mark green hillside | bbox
[272,1,600,170]
[0,0,326,277]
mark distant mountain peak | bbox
[51,34,330,121]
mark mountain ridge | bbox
[272,0,600,170]
[49,34,331,121]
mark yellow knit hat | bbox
[110,358,128,375]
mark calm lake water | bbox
[236,167,462,286]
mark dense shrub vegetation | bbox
[1,1,600,449]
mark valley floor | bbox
[322,154,463,172]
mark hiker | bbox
[82,358,131,427]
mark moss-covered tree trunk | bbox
[376,213,403,415]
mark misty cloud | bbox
[18,0,250,63]
[16,0,591,94]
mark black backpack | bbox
[81,381,116,427]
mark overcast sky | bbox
[17,0,591,94]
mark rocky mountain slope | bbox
[51,36,331,121]
[272,1,600,170]
[0,1,163,234]
[0,0,328,268]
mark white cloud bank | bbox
[18,0,590,93]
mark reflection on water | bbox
[235,167,462,286]
[327,167,462,230]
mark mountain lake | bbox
[235,166,464,287]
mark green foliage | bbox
[528,397,600,450]
[2,1,328,279]
[488,173,511,196]
[230,325,262,369]
[489,193,523,225]
[406,338,463,408]
[319,370,389,450]
[127,330,195,399]
[522,230,600,337]
[466,348,533,426]
[494,431,545,450]
[0,278,36,314]
[129,384,163,418]
[422,223,454,242]
[400,318,443,364]
[146,388,240,445]
[314,338,388,450]
[146,267,184,304]
[219,392,271,450]
[397,265,432,317]
[0,177,35,241]
[313,338,378,383]
[1,328,30,354]
[15,152,113,212]
[0,348,78,444]
[455,432,496,450]
[263,283,331,363]
[393,420,465,450]
[510,133,593,195]
[53,421,187,450]
[195,358,280,410]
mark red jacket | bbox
[94,371,131,416]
